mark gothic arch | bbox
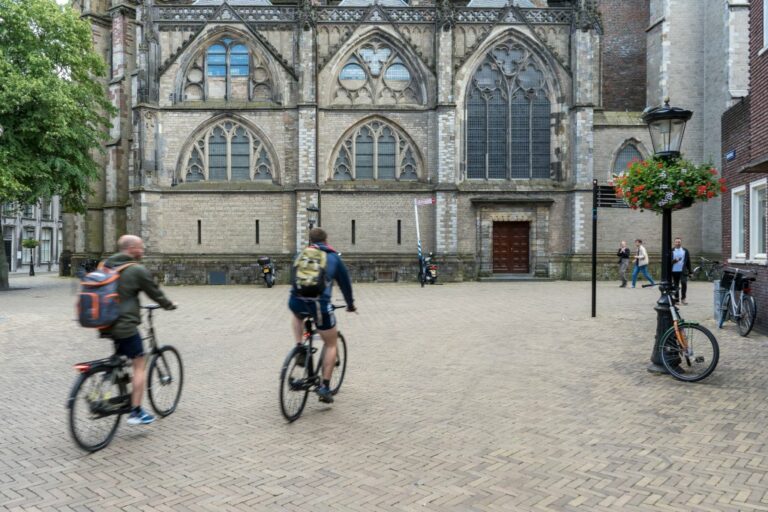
[327,116,424,182]
[175,114,281,184]
[172,26,285,105]
[320,27,435,108]
[610,138,650,178]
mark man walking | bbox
[631,239,655,288]
[671,237,692,304]
[617,240,630,287]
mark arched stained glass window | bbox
[182,121,275,183]
[466,41,551,180]
[332,120,421,181]
[206,44,227,77]
[614,144,643,174]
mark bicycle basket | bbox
[719,270,735,289]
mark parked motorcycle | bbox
[257,256,275,288]
[419,252,438,287]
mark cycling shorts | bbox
[288,296,336,331]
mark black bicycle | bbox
[279,304,348,422]
[67,305,183,452]
[691,256,723,281]
[644,282,719,382]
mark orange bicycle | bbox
[647,282,719,382]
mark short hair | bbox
[117,234,142,251]
[309,228,327,243]
[635,239,643,244]
[674,237,682,241]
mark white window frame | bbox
[750,178,768,261]
[731,185,747,261]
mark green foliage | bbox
[22,238,39,249]
[612,157,726,213]
[0,0,113,213]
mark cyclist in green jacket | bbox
[103,235,176,426]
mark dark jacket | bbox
[291,243,354,306]
[671,247,692,274]
[617,247,630,261]
[104,253,173,339]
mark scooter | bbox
[419,253,438,287]
[257,256,275,288]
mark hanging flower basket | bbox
[613,157,726,213]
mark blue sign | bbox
[726,150,736,162]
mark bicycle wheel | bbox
[148,346,184,417]
[660,323,719,382]
[68,369,125,452]
[279,346,310,422]
[718,295,731,328]
[318,332,347,395]
[738,295,757,337]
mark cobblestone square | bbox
[1,276,768,511]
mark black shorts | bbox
[113,333,144,359]
[289,296,336,331]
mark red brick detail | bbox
[597,0,648,111]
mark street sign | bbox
[596,185,629,209]
[726,150,736,162]
[414,198,435,206]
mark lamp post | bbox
[642,99,692,373]
[306,205,319,241]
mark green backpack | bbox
[292,246,328,297]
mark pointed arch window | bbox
[333,38,421,106]
[466,42,551,180]
[183,121,275,183]
[332,120,420,181]
[613,143,643,174]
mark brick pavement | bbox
[1,276,768,511]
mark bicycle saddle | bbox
[142,304,161,310]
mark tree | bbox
[0,0,112,289]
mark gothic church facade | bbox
[65,0,747,283]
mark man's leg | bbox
[642,266,655,285]
[672,272,681,300]
[292,315,304,345]
[620,260,628,286]
[631,265,639,287]
[318,326,338,382]
[131,356,147,408]
[681,273,688,302]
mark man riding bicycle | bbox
[103,235,176,425]
[289,228,356,404]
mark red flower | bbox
[646,190,653,197]
[718,178,726,184]
[630,196,639,203]
[710,168,717,175]
[643,202,651,208]
[657,162,664,169]
[707,191,715,198]
[720,185,727,193]
[634,185,646,192]
[697,185,707,196]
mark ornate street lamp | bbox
[306,205,319,232]
[642,99,693,373]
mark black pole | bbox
[29,250,35,276]
[649,204,674,372]
[591,179,598,318]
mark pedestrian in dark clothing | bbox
[617,240,630,287]
[671,236,692,304]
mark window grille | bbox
[183,121,274,182]
[332,120,421,181]
[614,144,642,174]
[466,42,551,180]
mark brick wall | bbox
[750,0,768,156]
[597,0,648,111]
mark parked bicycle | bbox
[643,282,719,382]
[67,305,183,452]
[718,267,758,336]
[691,256,723,281]
[279,304,347,422]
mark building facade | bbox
[65,0,745,284]
[722,0,768,333]
[1,199,64,273]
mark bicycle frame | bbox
[722,267,756,320]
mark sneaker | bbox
[295,346,306,367]
[316,385,334,404]
[127,408,155,426]
[681,300,688,305]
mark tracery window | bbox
[183,121,274,182]
[182,38,273,103]
[332,120,419,181]
[466,42,551,180]
[333,38,421,106]
[613,143,642,174]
